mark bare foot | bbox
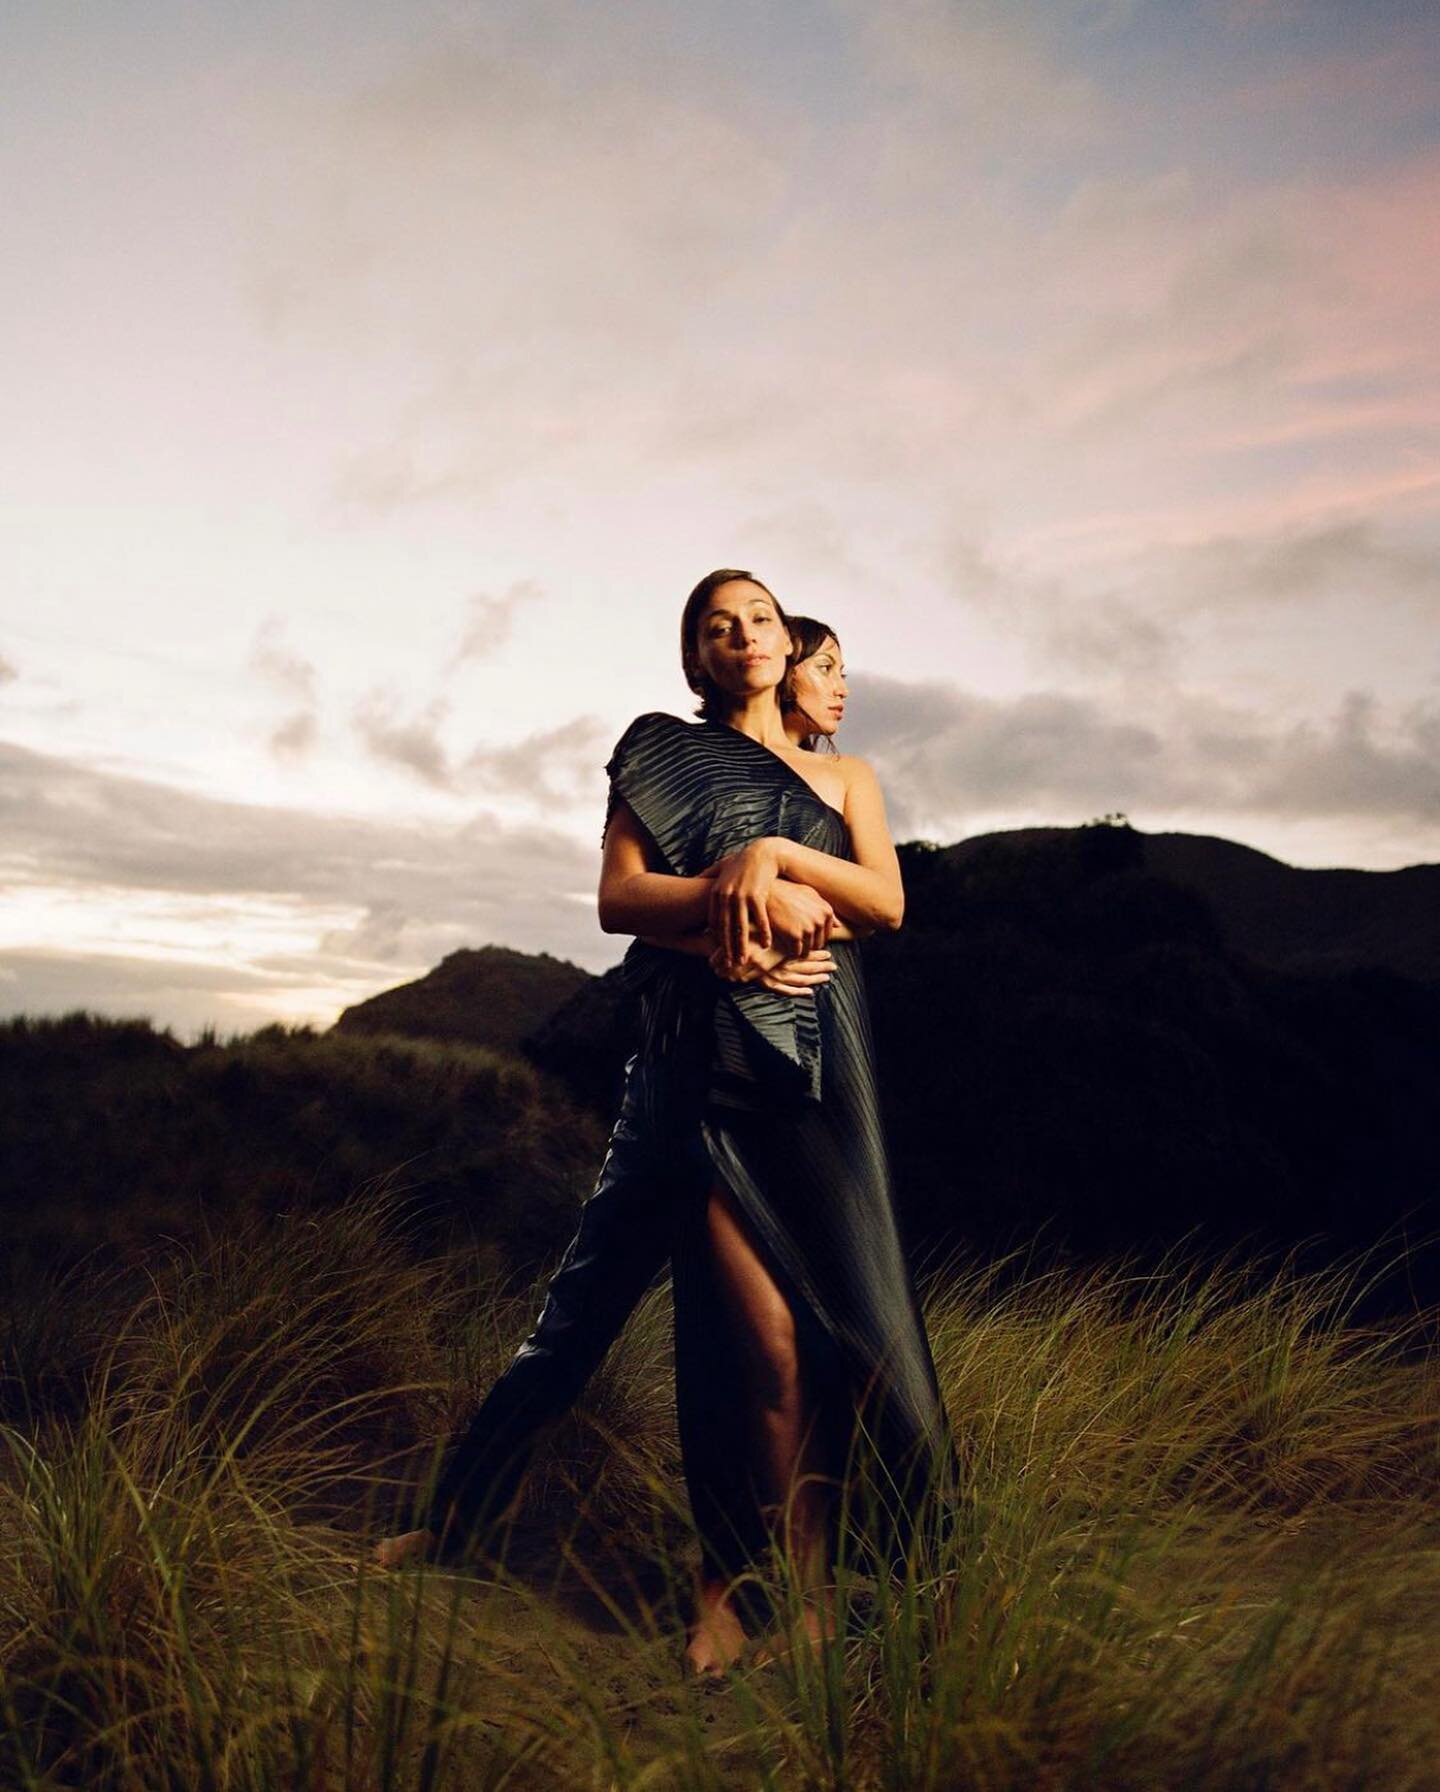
[683,1583,748,1680]
[751,1592,840,1668]
[368,1527,437,1571]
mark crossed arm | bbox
[598,756,904,988]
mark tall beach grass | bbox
[2,1186,1437,1789]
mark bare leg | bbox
[683,1179,839,1675]
[371,1067,677,1573]
[370,1528,436,1570]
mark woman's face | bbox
[789,634,847,737]
[694,579,791,702]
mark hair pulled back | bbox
[679,568,792,722]
[782,613,842,753]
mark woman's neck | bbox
[784,708,814,748]
[719,691,791,750]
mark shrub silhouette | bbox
[0,1013,606,1295]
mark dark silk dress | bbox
[605,711,960,1593]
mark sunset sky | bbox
[3,0,1438,1039]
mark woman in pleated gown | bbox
[367,612,848,1588]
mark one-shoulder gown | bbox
[604,712,960,1590]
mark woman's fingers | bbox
[714,883,743,965]
[786,949,835,971]
[752,891,771,952]
[759,948,835,994]
[762,971,830,995]
[710,947,751,983]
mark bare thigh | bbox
[705,1178,804,1412]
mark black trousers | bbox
[424,1043,717,1550]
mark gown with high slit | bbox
[603,711,961,1599]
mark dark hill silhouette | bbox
[868,827,1440,1305]
[943,826,1440,985]
[333,944,588,1054]
[1144,833,1440,984]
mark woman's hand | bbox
[764,879,835,957]
[703,839,783,962]
[709,939,835,996]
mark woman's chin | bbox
[718,674,783,699]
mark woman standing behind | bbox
[778,613,849,754]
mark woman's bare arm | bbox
[597,798,717,934]
[600,795,850,950]
[771,759,902,928]
[704,757,902,957]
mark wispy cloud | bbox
[459,716,610,812]
[253,37,800,508]
[0,738,604,1033]
[1150,518,1439,611]
[345,685,610,807]
[845,673,1440,838]
[451,579,544,667]
[250,617,320,762]
[350,687,454,788]
[938,502,1440,687]
[250,617,318,701]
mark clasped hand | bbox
[702,840,836,993]
[708,936,836,996]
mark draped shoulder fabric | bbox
[606,709,826,1105]
[604,710,961,1584]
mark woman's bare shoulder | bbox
[830,753,889,817]
[831,750,879,786]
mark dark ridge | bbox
[942,826,1440,984]
[332,943,589,1054]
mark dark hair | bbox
[680,568,792,721]
[782,614,842,754]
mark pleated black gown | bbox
[605,711,961,1594]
